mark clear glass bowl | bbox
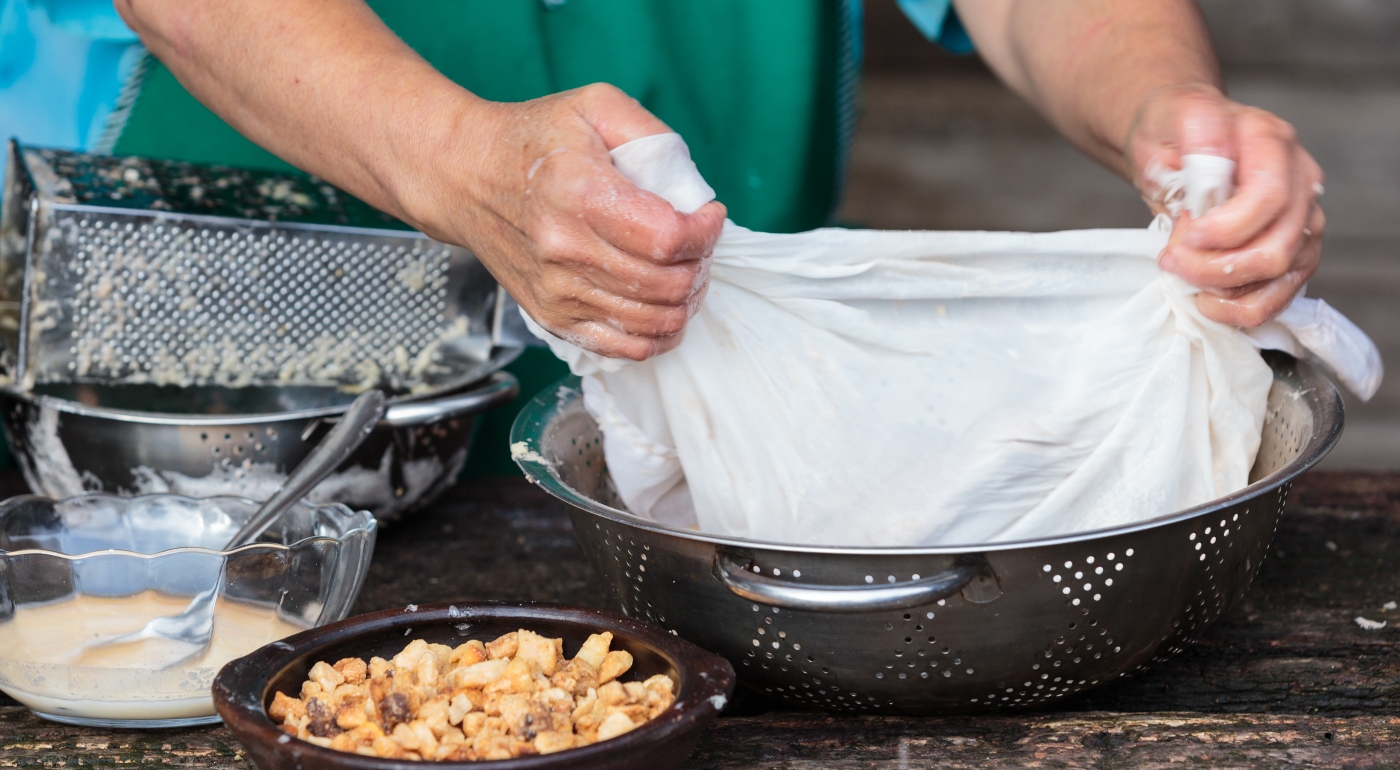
[0,493,376,728]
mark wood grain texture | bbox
[2,471,1398,768]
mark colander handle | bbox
[382,372,519,427]
[714,553,990,613]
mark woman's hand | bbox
[116,0,723,360]
[953,0,1322,327]
[401,84,727,360]
[1128,84,1324,327]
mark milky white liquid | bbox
[0,591,309,720]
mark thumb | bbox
[573,83,673,151]
[1176,88,1236,160]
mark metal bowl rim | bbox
[510,355,1342,556]
[0,346,521,426]
[0,492,377,559]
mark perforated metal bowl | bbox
[510,352,1342,714]
[0,369,518,523]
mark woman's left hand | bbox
[1128,84,1325,327]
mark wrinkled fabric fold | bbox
[527,133,1382,547]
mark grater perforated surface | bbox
[53,216,458,389]
[3,143,514,394]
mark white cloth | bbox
[526,134,1383,546]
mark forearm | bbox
[114,0,482,226]
[952,0,1222,178]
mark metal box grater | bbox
[0,141,529,395]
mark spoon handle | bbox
[224,389,386,549]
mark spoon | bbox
[83,389,387,659]
[223,388,386,549]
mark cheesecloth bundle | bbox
[526,134,1382,547]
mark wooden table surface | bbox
[3,471,1398,769]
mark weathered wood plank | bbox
[686,712,1400,769]
[2,471,1398,768]
[0,707,250,768]
[6,708,1400,769]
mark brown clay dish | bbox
[213,602,736,770]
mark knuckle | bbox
[1247,249,1292,280]
[1236,304,1273,328]
[578,82,630,107]
[650,306,689,336]
[532,225,578,262]
[655,268,697,305]
[1258,179,1289,209]
[648,218,689,260]
[615,337,653,362]
[537,270,582,304]
[1266,248,1294,277]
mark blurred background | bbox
[847,0,1400,469]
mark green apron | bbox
[111,0,857,476]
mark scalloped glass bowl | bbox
[0,493,375,728]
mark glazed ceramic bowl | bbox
[0,493,376,727]
[213,602,735,770]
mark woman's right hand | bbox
[116,1,719,359]
[399,84,728,360]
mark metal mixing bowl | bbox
[509,352,1342,714]
[0,367,518,523]
[0,493,376,728]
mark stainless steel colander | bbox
[0,141,532,394]
[510,352,1342,714]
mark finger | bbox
[560,286,697,339]
[523,279,689,359]
[533,149,726,266]
[562,320,683,361]
[1194,224,1320,327]
[1184,111,1298,251]
[1195,268,1310,328]
[589,197,727,266]
[572,82,673,150]
[1176,89,1237,159]
[578,251,709,307]
[1162,193,1318,291]
[530,217,709,307]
